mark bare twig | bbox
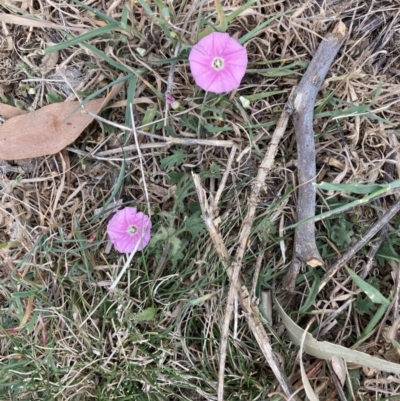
[217,98,292,401]
[213,144,237,211]
[283,21,348,291]
[319,196,400,293]
[326,359,348,401]
[84,109,236,148]
[192,174,299,401]
[193,91,297,400]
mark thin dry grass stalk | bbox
[283,21,348,291]
[192,173,299,401]
[216,90,294,401]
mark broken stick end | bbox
[332,20,348,42]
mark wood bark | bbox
[284,21,348,291]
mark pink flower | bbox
[107,207,152,253]
[189,32,248,94]
[165,94,182,110]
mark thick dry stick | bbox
[283,21,348,291]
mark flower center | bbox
[127,225,138,235]
[211,57,225,71]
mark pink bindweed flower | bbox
[165,94,182,110]
[107,207,152,253]
[189,32,248,94]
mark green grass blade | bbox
[356,302,391,345]
[41,23,120,54]
[242,90,287,101]
[71,0,122,25]
[299,272,320,313]
[124,75,138,140]
[226,0,257,22]
[238,9,294,44]
[315,181,400,195]
[285,185,394,230]
[346,267,390,306]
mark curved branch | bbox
[284,21,348,291]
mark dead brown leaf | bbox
[0,104,28,119]
[0,99,104,160]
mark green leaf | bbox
[140,104,158,132]
[238,9,294,44]
[330,215,354,246]
[241,90,286,101]
[166,171,186,184]
[346,267,390,306]
[150,226,182,257]
[355,294,377,316]
[41,23,120,54]
[71,0,122,24]
[199,163,221,179]
[299,273,320,313]
[160,149,186,170]
[226,0,257,22]
[135,307,156,322]
[187,293,215,306]
[315,181,400,194]
[183,213,205,239]
[46,92,64,104]
[168,234,182,257]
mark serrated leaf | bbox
[355,294,377,316]
[346,267,390,306]
[160,149,186,170]
[150,225,170,243]
[150,226,182,257]
[183,213,205,239]
[168,235,182,256]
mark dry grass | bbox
[1,0,400,400]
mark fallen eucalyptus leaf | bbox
[0,103,28,119]
[0,99,104,160]
[275,297,400,375]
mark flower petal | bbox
[107,207,152,253]
[189,32,248,94]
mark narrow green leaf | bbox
[226,0,257,22]
[71,0,121,25]
[187,293,215,306]
[285,185,392,230]
[214,0,228,31]
[242,90,286,101]
[357,302,390,343]
[140,104,158,132]
[238,9,294,44]
[345,267,390,306]
[315,181,398,195]
[275,297,400,375]
[42,23,120,54]
[299,273,320,313]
